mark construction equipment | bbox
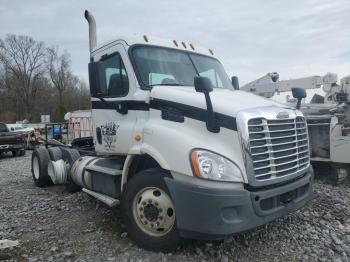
[242,72,350,184]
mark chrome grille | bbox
[247,116,309,181]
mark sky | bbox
[0,0,349,90]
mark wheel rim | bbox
[132,187,175,237]
[32,156,40,179]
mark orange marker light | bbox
[134,135,141,142]
[143,35,149,42]
[191,151,202,178]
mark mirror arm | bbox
[296,98,302,110]
[204,92,220,133]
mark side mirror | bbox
[291,87,306,110]
[231,76,239,90]
[270,72,279,82]
[194,76,219,133]
[194,76,213,93]
[88,61,107,97]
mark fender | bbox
[121,144,171,191]
[121,154,134,192]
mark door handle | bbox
[96,127,102,144]
[116,102,128,115]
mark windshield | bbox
[0,123,8,132]
[131,46,232,89]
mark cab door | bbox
[91,44,137,155]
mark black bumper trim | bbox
[0,143,25,152]
[165,168,313,240]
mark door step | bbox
[82,188,120,207]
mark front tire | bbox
[12,150,18,157]
[122,168,180,252]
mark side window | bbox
[0,124,8,132]
[102,53,129,97]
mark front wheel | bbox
[122,168,180,252]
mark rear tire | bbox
[121,168,180,252]
[31,147,53,187]
[60,148,81,192]
[12,150,20,157]
[329,164,348,185]
[48,147,62,161]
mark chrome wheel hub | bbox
[133,187,175,237]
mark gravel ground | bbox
[1,151,350,262]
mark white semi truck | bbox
[31,10,313,251]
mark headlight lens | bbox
[190,150,243,182]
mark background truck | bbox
[0,122,26,157]
[30,10,313,251]
[241,72,350,184]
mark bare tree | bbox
[47,47,78,106]
[0,34,46,120]
[0,34,90,123]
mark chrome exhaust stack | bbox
[84,10,97,53]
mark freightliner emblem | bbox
[276,112,289,119]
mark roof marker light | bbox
[173,40,178,47]
[190,43,195,50]
[182,42,187,48]
[143,35,149,42]
[209,49,214,55]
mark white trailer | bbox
[30,11,313,251]
[64,110,93,141]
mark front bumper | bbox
[165,167,313,239]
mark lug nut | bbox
[142,201,146,206]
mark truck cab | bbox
[31,10,313,252]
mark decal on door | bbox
[100,122,119,150]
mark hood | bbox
[150,86,292,116]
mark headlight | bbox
[190,150,243,182]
